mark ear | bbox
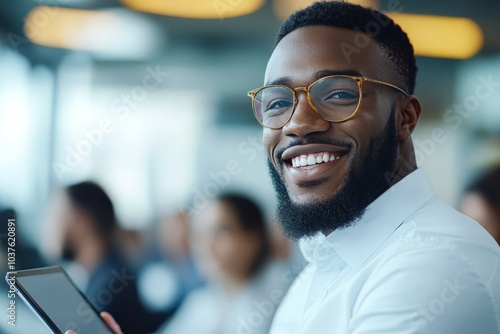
[396,95,422,142]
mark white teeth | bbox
[289,152,342,168]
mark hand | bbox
[65,311,123,334]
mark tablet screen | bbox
[13,268,113,334]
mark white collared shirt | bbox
[270,169,500,334]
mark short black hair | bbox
[65,181,117,240]
[276,1,417,94]
[217,193,270,275]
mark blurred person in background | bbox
[135,211,204,325]
[44,181,154,334]
[461,166,500,245]
[155,193,291,334]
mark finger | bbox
[101,311,123,334]
[65,331,76,334]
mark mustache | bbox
[275,137,353,164]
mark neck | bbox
[387,149,418,188]
[222,272,252,294]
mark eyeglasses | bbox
[247,75,409,129]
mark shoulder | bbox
[352,215,500,333]
[371,197,500,298]
[366,194,500,285]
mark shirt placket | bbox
[300,240,345,329]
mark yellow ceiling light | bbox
[24,7,159,58]
[273,0,379,21]
[120,0,265,19]
[25,7,117,51]
[389,13,483,59]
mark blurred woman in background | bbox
[157,193,289,334]
[43,181,154,333]
[461,166,500,245]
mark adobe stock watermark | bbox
[410,277,467,331]
[63,267,135,333]
[212,0,244,20]
[340,0,407,63]
[384,74,500,184]
[182,135,265,216]
[52,65,169,181]
[414,75,499,165]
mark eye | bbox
[325,90,359,100]
[264,99,293,112]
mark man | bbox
[248,2,500,334]
[72,2,500,334]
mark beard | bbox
[268,110,399,240]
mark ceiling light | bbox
[120,0,265,19]
[25,7,161,59]
[389,13,483,59]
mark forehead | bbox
[265,25,394,86]
[192,201,235,230]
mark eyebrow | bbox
[265,69,364,87]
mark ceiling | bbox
[1,0,499,121]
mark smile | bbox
[290,151,344,168]
[281,143,350,168]
[279,143,350,184]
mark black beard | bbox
[268,110,399,240]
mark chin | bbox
[285,170,350,206]
[288,186,340,205]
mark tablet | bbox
[5,266,114,334]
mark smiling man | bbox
[247,2,500,334]
[66,3,500,334]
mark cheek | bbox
[212,235,251,267]
[358,91,393,124]
[262,129,279,160]
[191,237,219,277]
[342,99,393,150]
[211,235,236,261]
[63,219,79,240]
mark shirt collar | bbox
[300,168,436,270]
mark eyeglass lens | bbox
[253,76,361,128]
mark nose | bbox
[281,90,331,137]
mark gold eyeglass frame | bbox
[247,75,409,129]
